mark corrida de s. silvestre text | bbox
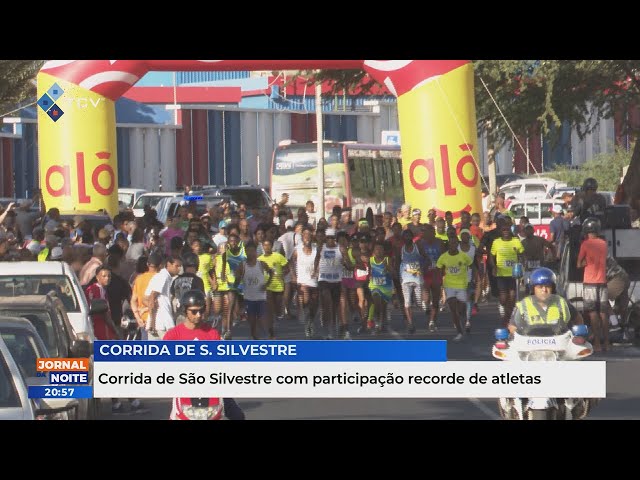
[97,344,297,357]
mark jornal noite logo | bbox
[38,83,65,122]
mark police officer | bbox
[508,267,582,336]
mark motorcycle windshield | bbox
[523,325,565,337]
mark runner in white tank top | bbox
[234,242,272,339]
[314,229,344,339]
[290,227,320,337]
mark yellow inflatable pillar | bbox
[37,72,118,218]
[364,61,482,221]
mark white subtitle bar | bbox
[93,361,606,398]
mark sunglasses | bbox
[187,308,206,315]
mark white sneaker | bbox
[452,333,463,342]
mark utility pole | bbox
[316,81,325,222]
[486,120,497,197]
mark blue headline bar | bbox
[28,386,93,399]
[94,340,447,362]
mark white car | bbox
[0,262,110,343]
[132,192,183,218]
[118,188,148,210]
[0,335,77,420]
[500,178,567,202]
[507,199,566,240]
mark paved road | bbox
[98,299,640,420]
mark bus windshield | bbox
[271,142,404,221]
[272,145,345,210]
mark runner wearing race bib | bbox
[490,220,525,327]
[314,229,345,339]
[458,228,479,333]
[418,223,445,331]
[399,229,426,334]
[368,241,394,333]
[258,239,289,340]
[436,236,473,342]
[339,232,358,339]
[234,242,272,340]
[290,227,319,338]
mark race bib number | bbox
[527,260,541,269]
[448,266,460,275]
[405,262,421,274]
[504,260,515,267]
[355,269,369,279]
[372,277,386,286]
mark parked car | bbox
[500,178,567,203]
[547,186,578,200]
[57,212,113,236]
[132,192,183,218]
[118,188,148,211]
[0,335,78,420]
[0,261,108,342]
[194,185,273,210]
[0,317,79,420]
[155,194,234,225]
[507,199,566,239]
[482,174,524,191]
[0,293,98,419]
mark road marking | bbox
[468,398,501,420]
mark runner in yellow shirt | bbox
[490,222,525,327]
[436,236,473,342]
[258,239,289,339]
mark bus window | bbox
[384,158,392,187]
[369,159,376,193]
[350,158,366,198]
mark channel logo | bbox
[37,83,65,122]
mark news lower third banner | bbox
[92,341,606,399]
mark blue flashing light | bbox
[184,195,203,201]
[495,328,509,340]
[571,324,589,337]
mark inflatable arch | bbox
[36,60,481,218]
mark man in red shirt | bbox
[164,290,221,340]
[577,218,609,352]
[164,290,245,419]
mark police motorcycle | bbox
[491,268,594,420]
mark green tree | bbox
[0,60,44,115]
[543,146,631,192]
[297,61,640,204]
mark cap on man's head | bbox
[50,246,63,260]
[285,219,295,229]
[459,228,471,236]
[412,209,421,216]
